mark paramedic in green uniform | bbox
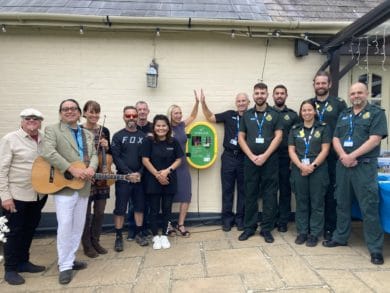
[288,100,330,247]
[322,82,387,265]
[310,71,347,240]
[238,82,283,243]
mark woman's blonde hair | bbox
[167,104,181,123]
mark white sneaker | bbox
[160,235,171,249]
[152,235,162,250]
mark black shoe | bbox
[59,269,73,285]
[371,253,384,265]
[322,239,347,248]
[4,271,25,285]
[115,236,124,252]
[306,235,318,247]
[295,234,308,245]
[237,225,244,231]
[135,233,149,247]
[72,261,87,270]
[260,230,274,243]
[324,230,333,241]
[222,224,232,232]
[238,230,254,241]
[18,261,46,273]
[277,224,288,233]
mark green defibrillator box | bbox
[186,122,218,169]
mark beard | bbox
[274,99,285,107]
[315,88,329,96]
[127,120,136,129]
[255,99,266,107]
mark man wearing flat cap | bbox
[0,108,47,285]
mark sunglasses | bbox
[61,107,79,112]
[125,114,138,119]
[23,116,41,121]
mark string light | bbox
[231,30,235,39]
[381,25,387,71]
[156,28,160,37]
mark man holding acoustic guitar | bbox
[0,108,47,286]
[41,99,98,285]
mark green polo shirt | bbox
[333,103,388,158]
[239,105,283,155]
[288,121,331,160]
[273,105,299,157]
[310,96,347,135]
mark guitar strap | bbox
[81,129,90,167]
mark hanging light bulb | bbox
[156,28,160,37]
[231,30,235,39]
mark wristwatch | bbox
[312,163,318,168]
[169,167,174,173]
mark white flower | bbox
[0,216,9,243]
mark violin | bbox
[96,116,115,187]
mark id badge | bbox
[343,139,353,147]
[230,138,238,146]
[256,137,264,144]
[301,158,310,165]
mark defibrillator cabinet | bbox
[186,122,218,169]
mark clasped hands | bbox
[251,154,267,166]
[128,172,141,183]
[339,153,358,168]
[155,169,170,185]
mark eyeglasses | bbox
[23,116,41,121]
[124,114,138,119]
[61,107,79,112]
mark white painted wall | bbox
[0,28,329,214]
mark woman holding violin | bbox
[80,100,111,258]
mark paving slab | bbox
[306,254,388,270]
[205,247,272,276]
[354,271,390,292]
[270,255,323,287]
[172,275,245,293]
[242,271,285,291]
[133,267,171,293]
[143,242,201,268]
[172,263,205,279]
[317,269,371,292]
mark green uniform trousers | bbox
[243,153,278,232]
[290,163,329,237]
[332,160,383,253]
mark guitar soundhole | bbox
[64,171,74,180]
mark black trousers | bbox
[277,156,292,225]
[221,151,245,226]
[324,151,337,233]
[148,193,174,236]
[3,196,47,272]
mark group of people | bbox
[0,70,387,286]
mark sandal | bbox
[176,224,190,237]
[167,228,176,237]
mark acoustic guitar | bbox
[31,156,130,194]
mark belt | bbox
[225,149,244,156]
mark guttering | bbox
[0,13,351,35]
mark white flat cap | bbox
[20,108,44,120]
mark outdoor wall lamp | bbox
[146,59,159,88]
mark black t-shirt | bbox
[137,122,153,136]
[141,137,184,194]
[111,128,145,174]
[215,110,242,152]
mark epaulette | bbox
[291,123,302,129]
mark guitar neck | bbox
[94,173,128,181]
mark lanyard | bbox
[347,112,362,139]
[254,111,267,138]
[303,127,315,158]
[315,101,328,122]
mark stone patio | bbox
[1,222,389,292]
